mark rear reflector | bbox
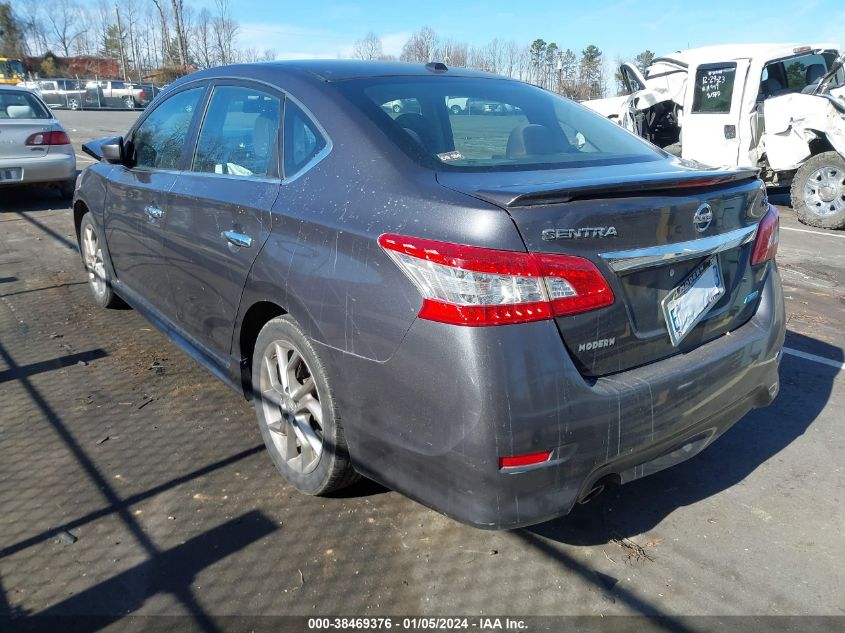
[751,205,779,265]
[499,451,553,469]
[378,233,614,326]
[25,130,71,146]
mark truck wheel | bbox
[123,96,136,109]
[68,98,80,110]
[450,104,462,115]
[791,151,845,229]
[252,315,360,495]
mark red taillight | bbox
[378,233,614,327]
[25,130,71,146]
[751,205,779,265]
[499,451,553,469]
[139,90,146,100]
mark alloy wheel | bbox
[82,224,107,299]
[259,340,324,474]
[803,165,845,216]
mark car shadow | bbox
[0,183,73,213]
[526,330,841,545]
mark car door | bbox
[103,85,206,311]
[681,59,750,167]
[161,82,281,356]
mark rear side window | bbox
[338,76,659,171]
[284,101,326,177]
[192,85,281,177]
[132,87,203,170]
[692,63,737,113]
[0,91,51,119]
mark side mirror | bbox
[81,135,125,164]
[101,139,123,164]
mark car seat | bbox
[505,124,570,158]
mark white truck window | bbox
[691,63,737,114]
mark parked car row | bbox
[16,78,161,110]
[383,96,523,116]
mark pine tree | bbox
[0,2,26,57]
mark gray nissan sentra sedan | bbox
[75,61,785,529]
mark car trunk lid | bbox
[0,120,55,159]
[437,160,769,377]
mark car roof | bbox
[655,43,841,67]
[186,59,504,83]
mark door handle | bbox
[144,205,164,219]
[222,230,253,248]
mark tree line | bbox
[1,2,654,95]
[1,0,270,81]
[354,27,654,99]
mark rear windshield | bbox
[336,76,661,171]
[0,91,51,119]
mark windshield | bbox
[336,76,662,171]
[0,90,52,119]
[2,60,24,78]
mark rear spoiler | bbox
[472,167,760,208]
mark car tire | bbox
[68,98,80,110]
[123,96,136,109]
[791,151,845,229]
[450,104,462,115]
[78,212,123,309]
[392,103,401,113]
[252,315,359,495]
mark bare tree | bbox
[352,32,382,60]
[400,26,437,63]
[192,8,215,68]
[438,38,467,67]
[169,0,189,66]
[151,0,171,66]
[502,39,520,79]
[18,0,50,56]
[212,0,238,65]
[47,0,86,56]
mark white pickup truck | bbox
[585,44,845,229]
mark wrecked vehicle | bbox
[585,44,845,229]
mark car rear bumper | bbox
[329,264,786,529]
[0,152,76,186]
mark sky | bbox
[229,0,845,65]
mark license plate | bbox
[0,168,22,182]
[661,256,725,346]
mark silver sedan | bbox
[0,85,76,196]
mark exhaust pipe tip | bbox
[578,483,605,505]
[577,474,620,505]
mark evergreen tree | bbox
[579,44,604,99]
[635,49,655,75]
[99,24,123,60]
[0,2,26,57]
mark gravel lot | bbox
[1,110,843,628]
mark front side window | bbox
[132,87,203,170]
[692,63,737,113]
[284,101,326,176]
[338,77,659,171]
[192,85,281,177]
[0,91,51,119]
